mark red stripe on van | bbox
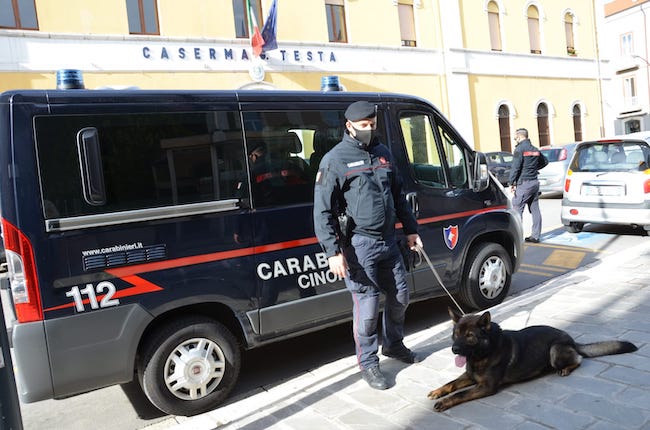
[103,207,504,279]
[43,206,507,313]
[43,275,163,312]
[417,206,507,225]
[105,237,320,278]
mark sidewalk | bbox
[150,239,650,430]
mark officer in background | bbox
[313,101,423,390]
[508,128,548,243]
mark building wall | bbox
[35,0,128,34]
[470,75,603,149]
[0,0,608,151]
[158,0,233,38]
[454,0,606,149]
[605,0,650,17]
[603,0,650,134]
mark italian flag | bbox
[247,0,265,57]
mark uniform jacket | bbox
[508,138,548,186]
[313,132,418,258]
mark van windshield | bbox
[570,141,650,172]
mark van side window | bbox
[241,110,346,208]
[399,112,447,188]
[399,111,468,189]
[437,123,468,188]
[35,111,245,218]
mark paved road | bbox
[155,239,650,429]
[511,195,646,297]
[9,196,648,429]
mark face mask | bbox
[352,127,374,145]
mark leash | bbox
[414,244,466,315]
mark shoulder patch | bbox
[315,168,325,184]
[347,160,365,168]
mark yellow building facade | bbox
[0,0,606,151]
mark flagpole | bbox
[245,0,253,36]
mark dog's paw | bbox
[433,400,449,412]
[427,389,443,400]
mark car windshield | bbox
[570,141,650,172]
[487,152,512,164]
[540,148,564,162]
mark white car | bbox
[561,136,650,234]
[539,143,578,195]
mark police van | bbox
[0,89,523,416]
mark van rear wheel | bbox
[458,243,512,310]
[138,317,241,416]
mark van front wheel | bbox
[459,243,512,310]
[138,317,241,416]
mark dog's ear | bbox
[478,311,491,330]
[448,307,462,323]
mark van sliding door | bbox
[238,105,351,335]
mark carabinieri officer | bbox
[313,101,423,390]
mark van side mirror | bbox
[472,152,490,192]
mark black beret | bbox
[345,101,377,121]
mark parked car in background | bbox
[561,136,650,234]
[539,143,578,195]
[486,151,513,186]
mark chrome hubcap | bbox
[478,256,506,299]
[164,338,226,400]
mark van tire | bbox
[458,243,512,310]
[138,317,241,416]
[566,222,584,233]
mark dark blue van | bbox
[0,89,522,416]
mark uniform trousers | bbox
[342,233,410,370]
[513,179,542,239]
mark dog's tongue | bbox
[454,355,466,368]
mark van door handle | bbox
[406,192,419,217]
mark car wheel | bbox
[138,317,241,416]
[458,243,512,310]
[566,222,584,233]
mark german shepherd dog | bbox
[428,308,638,411]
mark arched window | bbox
[527,5,541,54]
[498,104,511,151]
[537,103,550,147]
[487,1,502,51]
[565,12,576,56]
[572,104,582,141]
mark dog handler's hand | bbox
[407,234,423,251]
[328,254,348,278]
